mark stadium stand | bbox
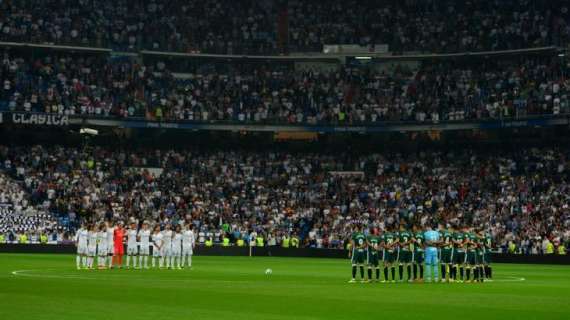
[287,0,569,54]
[0,0,568,54]
[0,0,568,257]
[0,0,276,54]
[0,145,569,254]
[1,51,568,123]
[0,172,64,242]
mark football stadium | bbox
[1,0,570,319]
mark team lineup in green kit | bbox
[349,223,493,283]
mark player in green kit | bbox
[440,227,454,282]
[367,229,381,282]
[379,231,386,281]
[464,229,479,283]
[412,225,425,282]
[453,227,467,282]
[397,224,413,282]
[382,225,398,283]
[349,224,367,283]
[475,230,486,282]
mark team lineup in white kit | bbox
[74,220,196,270]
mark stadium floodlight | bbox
[355,56,372,60]
[80,128,99,136]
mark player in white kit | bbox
[126,222,139,269]
[75,224,89,269]
[161,224,173,269]
[171,225,183,269]
[137,221,151,269]
[151,225,163,268]
[87,224,98,269]
[182,223,195,269]
[97,223,108,269]
[106,221,115,268]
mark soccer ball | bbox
[265,268,272,275]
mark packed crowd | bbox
[0,0,276,54]
[0,144,569,254]
[288,0,570,53]
[0,172,65,242]
[1,51,569,123]
[0,0,568,54]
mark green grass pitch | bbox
[0,254,569,320]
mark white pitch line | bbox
[10,269,253,285]
[342,276,526,284]
[13,269,526,283]
[485,276,525,282]
[12,269,96,280]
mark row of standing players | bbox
[349,224,493,283]
[75,220,196,270]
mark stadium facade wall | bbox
[1,244,569,265]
